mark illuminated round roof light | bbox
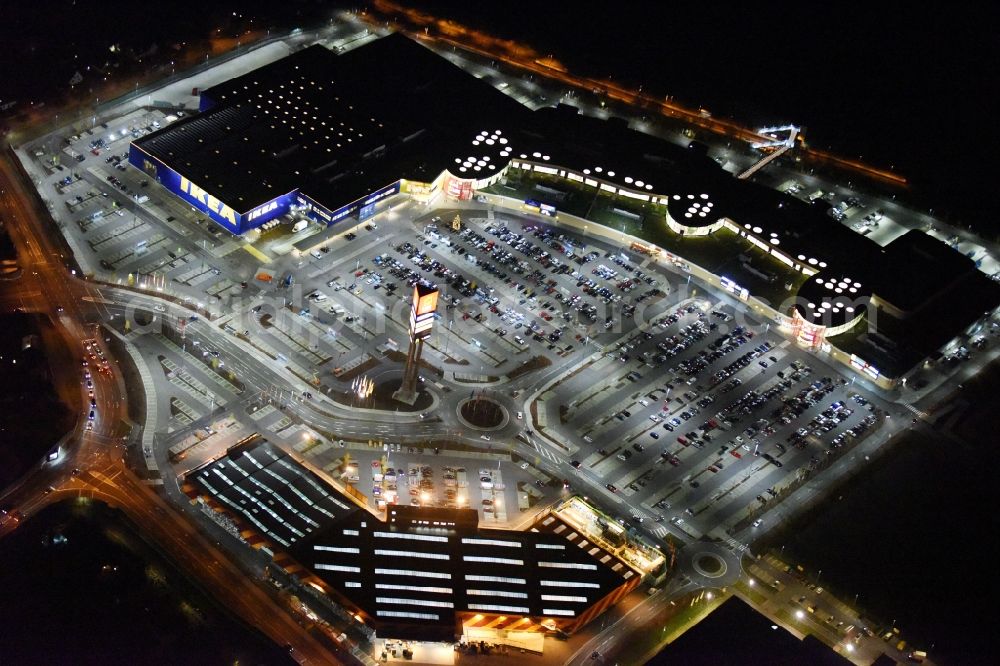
[624,177,634,184]
[822,302,831,309]
[752,226,763,234]
[853,282,861,288]
[472,140,480,146]
[473,164,482,170]
[798,254,806,261]
[500,151,510,157]
[532,152,541,158]
[835,288,843,293]
[607,171,615,177]
[685,213,693,218]
[807,302,815,308]
[499,137,508,144]
[542,155,550,160]
[486,139,495,145]
[468,156,476,162]
[688,194,695,199]
[815,279,824,286]
[459,167,467,172]
[646,184,653,190]
[808,258,818,265]
[699,212,707,217]
[594,166,602,172]
[482,156,490,161]
[692,203,701,209]
[846,306,855,313]
[673,195,681,200]
[635,180,644,187]
[770,232,778,237]
[583,169,591,175]
[520,154,527,159]
[770,238,780,245]
[849,287,857,293]
[477,160,486,166]
[813,311,822,319]
[455,158,462,163]
[818,261,828,268]
[495,129,502,134]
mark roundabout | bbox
[677,540,745,588]
[456,397,509,431]
[693,552,727,578]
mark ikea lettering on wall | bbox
[247,200,279,222]
[179,176,237,226]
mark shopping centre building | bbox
[188,437,650,644]
[130,32,1000,387]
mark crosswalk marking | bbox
[531,439,561,463]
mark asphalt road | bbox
[0,151,350,666]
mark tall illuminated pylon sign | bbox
[394,284,439,405]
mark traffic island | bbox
[693,553,727,578]
[327,374,433,412]
[456,397,507,431]
[380,377,434,411]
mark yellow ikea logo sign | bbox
[179,176,237,226]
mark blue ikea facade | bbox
[294,181,400,228]
[128,142,399,235]
[128,143,293,234]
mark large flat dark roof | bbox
[134,34,530,212]
[874,230,979,313]
[133,33,735,215]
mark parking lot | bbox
[294,444,551,525]
[21,98,896,552]
[544,294,887,541]
[225,209,685,395]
